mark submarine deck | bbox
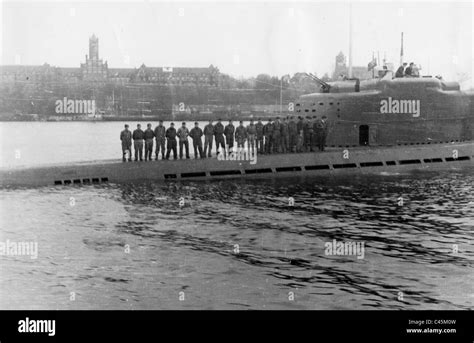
[1,142,473,187]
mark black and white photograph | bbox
[0,0,473,337]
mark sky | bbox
[1,0,473,83]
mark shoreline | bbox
[0,114,286,122]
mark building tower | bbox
[80,35,108,81]
[89,34,99,61]
[332,52,347,79]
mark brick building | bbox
[0,35,219,87]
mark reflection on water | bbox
[0,171,473,309]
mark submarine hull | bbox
[1,141,473,187]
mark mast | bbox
[372,52,375,78]
[280,77,282,114]
[400,32,404,65]
[348,3,353,78]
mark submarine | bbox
[0,70,473,188]
[298,72,473,147]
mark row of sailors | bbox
[119,116,329,161]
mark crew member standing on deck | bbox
[320,115,328,151]
[120,124,132,162]
[203,120,214,158]
[296,116,304,152]
[310,116,318,152]
[303,116,311,152]
[288,116,297,153]
[144,123,155,161]
[263,119,274,154]
[154,120,166,160]
[177,122,190,159]
[165,123,178,160]
[235,120,247,150]
[281,117,289,153]
[214,119,226,156]
[224,120,235,153]
[246,119,257,154]
[255,118,264,154]
[272,117,281,154]
[132,124,145,161]
[314,116,324,152]
[189,122,204,159]
[296,129,304,152]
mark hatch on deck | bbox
[359,125,369,146]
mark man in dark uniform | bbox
[314,116,323,152]
[189,122,204,159]
[296,116,304,152]
[395,63,407,78]
[235,120,247,150]
[255,118,264,154]
[320,115,328,151]
[120,124,132,162]
[303,116,311,152]
[288,116,297,153]
[132,124,145,161]
[144,123,155,161]
[281,117,289,153]
[154,120,166,160]
[315,115,328,151]
[246,119,257,154]
[224,120,235,153]
[214,118,225,156]
[296,116,304,133]
[310,116,318,152]
[165,123,178,160]
[177,122,190,159]
[263,119,274,154]
[272,117,281,153]
[203,120,214,158]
